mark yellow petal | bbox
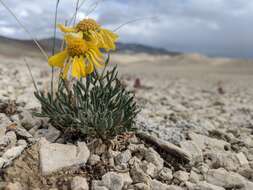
[48,50,68,68]
[57,24,76,33]
[62,62,70,79]
[72,56,81,78]
[78,56,87,77]
[88,51,103,68]
[86,61,94,75]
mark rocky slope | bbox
[0,54,253,190]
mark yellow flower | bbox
[58,18,118,52]
[48,34,103,79]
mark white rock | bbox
[206,168,246,189]
[144,148,164,171]
[88,154,100,166]
[1,142,27,168]
[141,162,157,178]
[130,163,150,184]
[195,181,225,190]
[114,150,132,166]
[101,172,124,190]
[150,179,170,190]
[158,167,173,182]
[34,126,60,142]
[71,176,89,190]
[133,183,150,190]
[180,140,203,163]
[151,180,183,190]
[0,131,16,149]
[173,170,189,183]
[236,152,249,166]
[39,138,90,175]
[5,182,23,190]
[189,132,230,151]
[189,170,200,183]
[92,180,108,190]
[118,172,133,187]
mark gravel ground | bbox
[0,53,253,190]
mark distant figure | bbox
[218,81,225,95]
[134,78,141,88]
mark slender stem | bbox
[24,58,39,93]
[51,0,60,97]
[113,16,157,32]
[0,0,48,60]
[73,0,80,26]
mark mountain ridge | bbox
[0,35,180,56]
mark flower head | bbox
[48,33,103,79]
[58,18,118,52]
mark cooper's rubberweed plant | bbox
[0,0,143,141]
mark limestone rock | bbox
[144,147,164,172]
[206,168,246,189]
[130,163,150,184]
[114,150,132,166]
[88,154,100,166]
[34,126,60,142]
[71,176,89,190]
[158,167,173,182]
[101,172,124,190]
[150,179,170,190]
[5,182,23,190]
[236,152,249,166]
[39,138,90,175]
[180,140,203,163]
[141,162,157,178]
[133,183,150,190]
[189,132,230,151]
[1,141,27,168]
[195,181,225,190]
[173,170,189,183]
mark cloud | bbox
[0,0,252,58]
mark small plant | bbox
[35,65,139,140]
[0,0,140,142]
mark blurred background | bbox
[0,0,253,99]
[0,0,252,58]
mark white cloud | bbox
[0,0,252,58]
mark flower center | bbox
[76,18,100,32]
[65,35,88,57]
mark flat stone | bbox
[71,176,89,190]
[39,138,90,175]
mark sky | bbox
[0,0,252,58]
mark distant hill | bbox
[0,36,180,57]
